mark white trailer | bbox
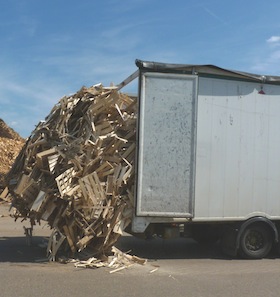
[119,60,280,259]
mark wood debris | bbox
[3,84,137,260]
[72,246,147,272]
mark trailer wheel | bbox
[239,223,272,259]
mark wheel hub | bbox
[245,230,264,251]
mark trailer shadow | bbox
[0,236,49,263]
[0,233,279,263]
[116,234,280,261]
[116,235,226,260]
[0,234,226,263]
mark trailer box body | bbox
[130,60,280,233]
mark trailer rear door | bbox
[136,72,197,217]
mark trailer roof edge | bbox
[135,59,280,84]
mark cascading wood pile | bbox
[3,84,137,260]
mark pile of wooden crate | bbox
[4,84,137,260]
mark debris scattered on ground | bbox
[0,119,25,192]
[2,84,137,262]
[70,246,147,272]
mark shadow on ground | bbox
[0,236,49,263]
[0,233,225,263]
[116,234,280,261]
[116,235,228,260]
[1,233,279,263]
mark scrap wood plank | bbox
[121,163,133,185]
[77,234,94,250]
[90,204,104,220]
[20,181,40,204]
[36,148,58,170]
[95,161,114,175]
[52,201,69,227]
[63,225,76,253]
[102,199,113,219]
[95,120,114,136]
[86,84,104,96]
[100,138,117,155]
[113,206,133,235]
[69,157,83,176]
[79,171,106,205]
[73,257,104,268]
[103,204,125,245]
[99,167,115,178]
[102,155,121,164]
[41,200,57,221]
[0,187,10,201]
[47,153,59,173]
[84,219,99,235]
[90,96,110,115]
[113,165,131,187]
[48,229,66,261]
[112,134,129,144]
[55,167,75,197]
[124,129,136,140]
[79,174,97,205]
[113,219,126,235]
[126,189,134,204]
[13,174,32,195]
[102,90,120,108]
[121,142,135,162]
[31,190,47,212]
[109,265,133,274]
[111,246,147,266]
[82,155,102,176]
[105,176,114,196]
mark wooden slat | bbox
[4,83,137,260]
[31,190,47,212]
[63,225,76,253]
[55,167,75,196]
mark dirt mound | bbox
[0,119,25,190]
[0,119,22,141]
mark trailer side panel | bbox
[194,77,280,220]
[136,72,197,217]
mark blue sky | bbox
[1,0,280,137]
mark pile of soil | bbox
[0,119,25,190]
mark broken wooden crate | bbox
[4,84,137,259]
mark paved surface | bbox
[1,203,280,297]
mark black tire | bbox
[239,223,272,259]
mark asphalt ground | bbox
[1,202,280,297]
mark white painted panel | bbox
[253,94,269,212]
[207,85,227,217]
[267,114,280,213]
[194,80,212,217]
[223,82,241,217]
[195,77,280,220]
[237,88,255,215]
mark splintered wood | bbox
[4,84,137,260]
[72,246,147,272]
